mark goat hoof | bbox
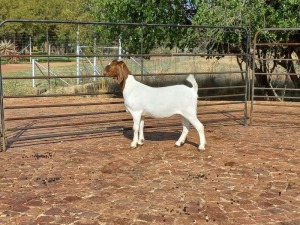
[138,139,144,145]
[175,142,184,147]
[130,143,138,149]
[198,146,205,151]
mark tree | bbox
[192,0,300,94]
[0,0,93,53]
[91,0,197,54]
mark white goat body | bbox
[124,75,198,118]
[103,60,206,150]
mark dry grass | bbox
[2,56,245,96]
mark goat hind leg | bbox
[175,117,190,147]
[187,115,206,150]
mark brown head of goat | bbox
[103,59,131,91]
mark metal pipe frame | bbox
[0,57,6,151]
[0,20,249,151]
[2,71,246,80]
[251,28,300,126]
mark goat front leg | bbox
[175,117,190,147]
[138,119,145,145]
[131,114,142,148]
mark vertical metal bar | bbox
[47,28,51,89]
[141,24,144,81]
[118,35,122,60]
[93,37,97,81]
[29,36,32,63]
[32,59,35,87]
[243,30,250,126]
[0,57,6,151]
[250,31,260,126]
[76,25,80,85]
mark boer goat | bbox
[103,59,206,150]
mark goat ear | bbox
[116,66,124,84]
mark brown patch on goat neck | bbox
[103,60,131,91]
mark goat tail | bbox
[186,74,198,93]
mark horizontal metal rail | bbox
[200,86,245,90]
[3,92,120,98]
[253,57,300,62]
[1,53,246,59]
[5,110,126,121]
[198,94,245,99]
[200,109,244,114]
[4,99,245,110]
[253,95,300,100]
[6,118,132,132]
[0,19,247,31]
[7,127,130,144]
[4,101,123,109]
[2,71,246,80]
[254,72,300,76]
[254,87,300,91]
[200,101,245,107]
[2,75,103,80]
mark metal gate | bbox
[251,28,300,126]
[0,20,249,151]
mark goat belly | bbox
[142,109,177,118]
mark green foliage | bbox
[0,0,93,49]
[1,0,300,55]
[193,0,300,48]
[91,0,195,54]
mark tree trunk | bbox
[278,56,300,88]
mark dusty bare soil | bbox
[0,97,299,225]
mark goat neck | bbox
[117,61,130,91]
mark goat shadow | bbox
[122,129,199,148]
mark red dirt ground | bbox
[0,96,299,224]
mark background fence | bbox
[0,20,250,151]
[251,28,300,127]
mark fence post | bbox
[29,36,32,63]
[140,24,144,81]
[93,37,97,81]
[32,59,35,87]
[244,29,250,126]
[118,35,122,60]
[76,25,80,85]
[0,58,6,151]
